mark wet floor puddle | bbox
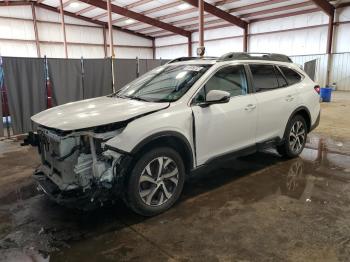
[0,134,350,261]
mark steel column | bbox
[326,13,335,85]
[106,0,116,92]
[152,38,156,59]
[107,0,115,57]
[243,25,248,52]
[326,14,334,54]
[188,34,192,56]
[31,3,41,58]
[103,26,107,58]
[59,0,68,58]
[198,0,204,57]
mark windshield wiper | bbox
[130,96,150,102]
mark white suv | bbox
[30,52,320,216]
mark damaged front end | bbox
[31,125,131,209]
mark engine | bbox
[36,126,122,192]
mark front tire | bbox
[125,147,185,216]
[277,115,307,158]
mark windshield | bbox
[114,64,212,102]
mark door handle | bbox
[245,104,256,111]
[285,95,294,102]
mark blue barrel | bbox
[320,87,332,102]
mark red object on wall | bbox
[1,88,10,117]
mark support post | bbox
[31,3,41,58]
[198,0,204,57]
[103,26,107,58]
[243,25,248,53]
[59,0,68,58]
[188,34,192,56]
[152,38,156,59]
[325,13,334,85]
[107,0,114,57]
[107,0,115,92]
[326,14,334,55]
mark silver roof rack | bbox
[218,52,293,63]
[167,56,218,64]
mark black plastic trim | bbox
[104,144,131,155]
[310,111,320,132]
[130,131,195,170]
[191,144,257,175]
[285,106,312,135]
[244,64,255,94]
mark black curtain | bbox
[83,58,113,99]
[47,58,83,106]
[2,57,46,134]
[113,59,137,90]
[0,90,3,137]
[139,59,148,76]
[146,59,162,71]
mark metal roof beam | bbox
[181,0,247,29]
[36,3,154,40]
[310,0,334,16]
[0,1,30,6]
[78,0,191,37]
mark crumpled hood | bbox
[31,96,169,131]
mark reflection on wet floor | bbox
[1,134,350,261]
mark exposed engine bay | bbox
[31,126,131,208]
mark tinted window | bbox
[275,68,288,87]
[280,66,302,85]
[206,65,248,96]
[193,65,248,104]
[250,64,279,92]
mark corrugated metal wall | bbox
[0,5,153,58]
[290,54,328,87]
[154,7,350,92]
[330,53,350,91]
[289,53,350,91]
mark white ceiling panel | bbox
[99,13,122,22]
[82,8,106,18]
[246,5,318,21]
[41,0,60,8]
[64,2,91,13]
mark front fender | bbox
[105,105,194,157]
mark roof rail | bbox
[167,56,217,64]
[218,52,293,63]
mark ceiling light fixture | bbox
[178,3,191,10]
[69,2,80,8]
[125,19,135,24]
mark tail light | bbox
[314,85,320,94]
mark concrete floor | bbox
[0,91,350,262]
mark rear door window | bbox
[249,64,279,92]
[279,66,302,86]
[274,67,288,88]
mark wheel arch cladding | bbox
[131,131,194,174]
[291,107,311,132]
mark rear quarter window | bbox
[279,67,302,86]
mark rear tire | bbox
[277,115,307,158]
[125,147,185,216]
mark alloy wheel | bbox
[138,157,179,206]
[289,120,306,154]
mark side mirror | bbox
[199,90,230,107]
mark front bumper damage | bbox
[30,126,132,209]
